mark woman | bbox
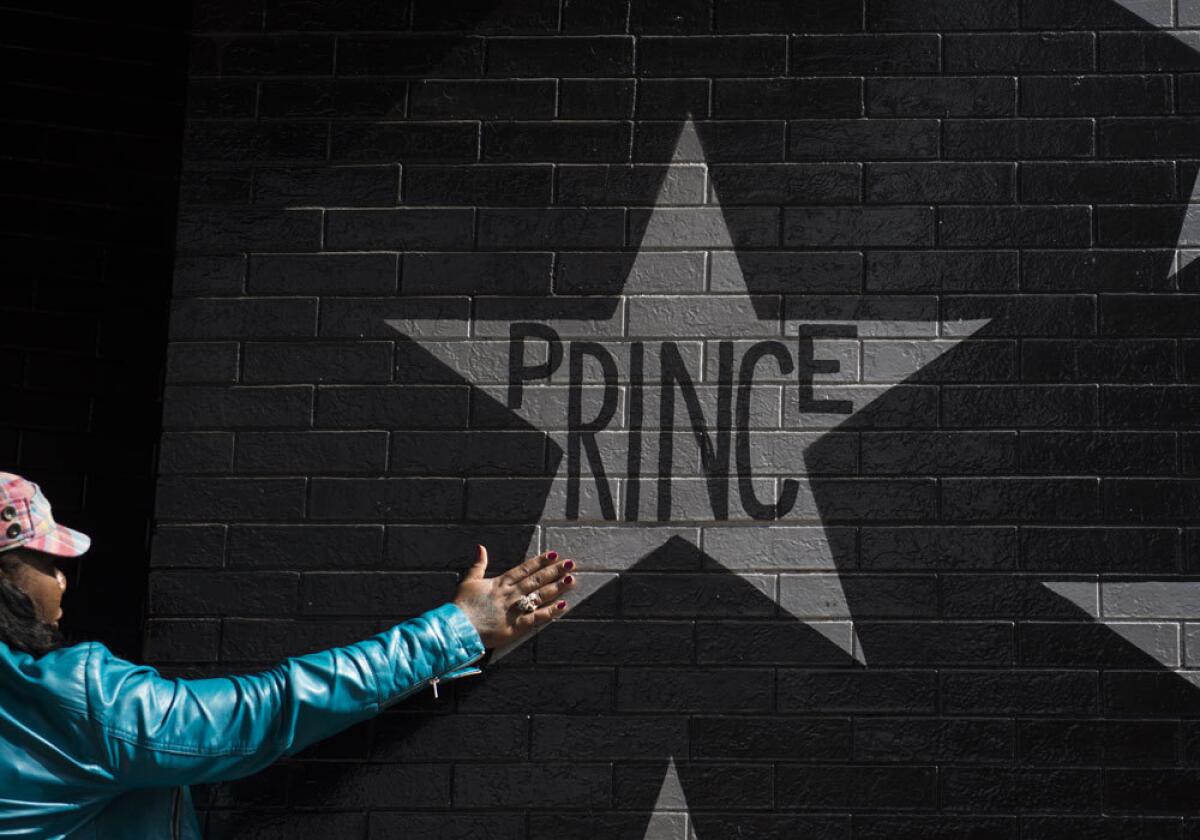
[0,471,578,838]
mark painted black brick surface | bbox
[158,1,1200,838]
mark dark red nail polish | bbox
[556,600,567,609]
[563,575,574,585]
[547,550,558,561]
[563,559,575,570]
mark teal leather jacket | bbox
[0,602,486,839]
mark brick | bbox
[370,814,525,840]
[537,619,694,664]
[181,121,326,163]
[780,573,936,617]
[165,341,239,384]
[532,714,687,759]
[790,34,938,73]
[228,524,384,569]
[1021,0,1172,28]
[249,254,398,296]
[615,762,773,809]
[1105,479,1200,522]
[1022,527,1180,574]
[160,385,313,429]
[1022,250,1170,293]
[695,620,853,665]
[148,569,298,615]
[1023,75,1173,117]
[308,477,462,521]
[235,430,387,473]
[790,119,938,160]
[942,670,1099,714]
[862,431,1017,475]
[635,120,786,162]
[175,207,321,252]
[941,478,1100,522]
[149,524,226,569]
[859,621,1014,666]
[868,76,1015,117]
[325,209,473,250]
[331,123,479,163]
[454,763,611,809]
[708,163,860,204]
[940,206,1092,247]
[941,385,1098,428]
[778,669,937,713]
[486,36,633,76]
[559,79,635,119]
[315,385,468,429]
[1099,207,1194,248]
[155,477,307,522]
[1020,718,1180,767]
[258,80,407,118]
[144,618,220,662]
[291,763,449,808]
[861,526,1017,571]
[635,78,710,117]
[854,717,1013,762]
[866,250,1018,292]
[170,298,316,340]
[557,164,705,205]
[173,255,245,296]
[1020,622,1179,667]
[1100,118,1200,159]
[621,572,775,617]
[409,80,556,118]
[1022,339,1177,382]
[856,818,1014,840]
[944,33,1094,72]
[867,162,1014,204]
[1104,671,1200,716]
[299,571,454,615]
[477,208,625,248]
[715,0,863,33]
[1104,386,1200,429]
[336,35,483,76]
[712,78,862,118]
[406,164,552,206]
[691,716,849,760]
[943,767,1101,813]
[412,0,559,31]
[158,431,234,473]
[628,294,778,337]
[1020,431,1176,475]
[617,667,773,712]
[638,36,786,76]
[629,207,779,248]
[944,118,1093,159]
[484,121,631,162]
[253,165,398,206]
[555,251,705,294]
[391,431,546,476]
[716,251,862,293]
[1099,32,1200,72]
[784,206,934,247]
[321,296,470,339]
[1021,162,1175,203]
[386,525,535,571]
[777,764,936,810]
[457,668,614,713]
[242,341,392,384]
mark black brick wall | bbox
[1,4,191,659]
[158,0,1200,837]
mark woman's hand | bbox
[452,544,577,649]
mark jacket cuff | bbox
[367,602,487,708]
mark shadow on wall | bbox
[171,0,1200,835]
[0,4,192,658]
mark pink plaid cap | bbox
[0,472,91,558]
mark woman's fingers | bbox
[464,544,489,581]
[512,559,575,596]
[514,597,568,630]
[524,572,575,607]
[498,549,559,587]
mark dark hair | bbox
[0,550,67,658]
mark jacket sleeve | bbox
[84,602,485,789]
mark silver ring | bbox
[515,592,540,613]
